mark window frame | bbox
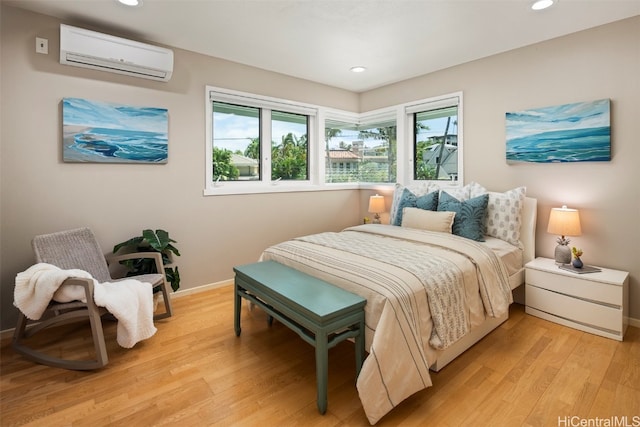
[324,107,399,186]
[204,86,463,196]
[212,101,262,182]
[403,92,464,188]
[205,86,319,196]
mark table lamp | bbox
[368,194,385,224]
[547,205,581,264]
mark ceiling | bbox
[4,0,640,92]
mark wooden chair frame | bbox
[12,228,172,370]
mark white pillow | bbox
[401,208,456,233]
[438,182,472,201]
[469,183,526,246]
[389,182,439,225]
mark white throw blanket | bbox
[14,263,157,348]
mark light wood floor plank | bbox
[2,285,638,426]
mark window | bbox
[205,87,316,195]
[212,102,260,182]
[271,111,308,181]
[324,113,397,184]
[407,95,461,183]
[205,86,462,195]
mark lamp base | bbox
[372,213,381,224]
[554,244,572,265]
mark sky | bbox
[213,111,307,152]
[213,111,457,153]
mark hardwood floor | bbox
[1,285,638,426]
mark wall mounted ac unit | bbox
[60,24,174,82]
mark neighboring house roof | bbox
[422,145,458,179]
[327,150,360,160]
[231,153,258,167]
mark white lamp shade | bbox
[368,194,385,214]
[547,205,582,237]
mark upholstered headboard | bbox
[520,197,538,265]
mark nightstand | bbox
[525,257,629,341]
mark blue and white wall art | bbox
[506,99,610,163]
[63,98,169,163]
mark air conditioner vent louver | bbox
[60,24,173,82]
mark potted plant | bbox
[571,247,583,269]
[113,229,181,291]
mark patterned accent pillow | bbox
[469,183,526,247]
[390,182,470,223]
[437,191,489,241]
[438,184,471,202]
[390,187,439,226]
[390,182,439,221]
[389,183,439,225]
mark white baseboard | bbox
[170,278,233,298]
[0,279,234,341]
[3,282,639,340]
[1,328,13,340]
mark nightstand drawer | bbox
[526,284,621,332]
[526,268,622,307]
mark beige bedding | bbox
[483,236,523,278]
[261,224,512,424]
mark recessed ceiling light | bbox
[350,66,367,73]
[118,0,142,6]
[531,0,555,10]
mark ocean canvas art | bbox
[63,98,168,163]
[506,99,610,163]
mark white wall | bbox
[0,6,361,330]
[2,6,638,331]
[361,16,640,323]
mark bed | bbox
[260,183,537,424]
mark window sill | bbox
[203,182,368,196]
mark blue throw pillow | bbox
[391,188,439,226]
[437,191,489,241]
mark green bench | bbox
[233,260,366,415]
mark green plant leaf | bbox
[114,228,180,292]
[165,266,180,292]
[165,243,181,257]
[142,229,170,252]
[161,253,171,265]
[113,236,144,254]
